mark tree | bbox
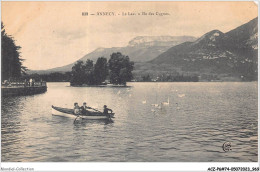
[71,61,85,85]
[142,74,151,82]
[84,59,95,85]
[22,72,72,82]
[71,60,95,85]
[108,52,134,85]
[70,52,134,86]
[1,22,27,81]
[93,57,108,84]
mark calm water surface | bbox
[1,82,258,162]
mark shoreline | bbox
[2,86,47,97]
[69,84,131,88]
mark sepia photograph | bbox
[1,1,259,171]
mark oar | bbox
[108,113,113,121]
[73,116,79,123]
[88,107,102,113]
[73,113,82,123]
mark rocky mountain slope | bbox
[31,36,196,74]
[149,17,258,80]
[30,17,257,81]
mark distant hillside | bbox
[30,36,196,74]
[29,17,258,81]
[149,17,258,81]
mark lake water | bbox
[1,82,258,162]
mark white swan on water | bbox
[151,103,159,107]
[151,103,162,109]
[162,97,170,105]
[178,94,185,98]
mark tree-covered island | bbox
[70,52,134,86]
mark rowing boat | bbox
[52,105,114,120]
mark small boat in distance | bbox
[52,105,114,120]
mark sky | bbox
[1,1,258,70]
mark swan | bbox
[178,94,185,98]
[152,103,162,109]
[162,97,170,105]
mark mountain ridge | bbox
[149,17,258,80]
[29,35,197,74]
[29,17,258,81]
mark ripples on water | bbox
[1,82,258,162]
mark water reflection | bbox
[1,96,28,161]
[73,118,114,128]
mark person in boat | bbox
[74,102,80,115]
[81,102,92,115]
[103,105,113,117]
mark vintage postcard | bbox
[1,1,258,171]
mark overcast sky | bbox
[2,1,258,70]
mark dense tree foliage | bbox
[71,61,85,85]
[140,73,199,82]
[156,74,199,82]
[23,72,71,82]
[84,59,95,85]
[70,57,109,86]
[70,53,134,86]
[1,22,27,81]
[93,57,109,84]
[142,74,152,82]
[108,52,134,85]
[235,61,257,81]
